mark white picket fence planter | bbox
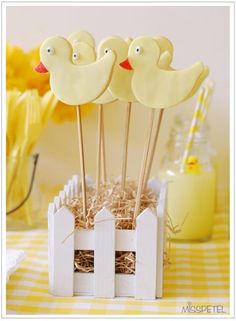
[48,176,167,300]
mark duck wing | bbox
[158,62,205,108]
[185,66,209,99]
[158,51,173,69]
[132,62,204,109]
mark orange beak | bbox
[35,62,48,73]
[119,58,133,70]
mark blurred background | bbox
[6,5,229,213]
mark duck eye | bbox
[47,47,55,55]
[72,52,79,60]
[104,48,110,54]
[135,46,142,55]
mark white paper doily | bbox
[6,250,25,283]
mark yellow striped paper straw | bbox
[199,80,214,128]
[180,87,206,173]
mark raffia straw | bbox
[66,179,157,230]
[74,250,136,274]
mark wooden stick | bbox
[134,108,156,218]
[101,105,107,183]
[96,104,103,193]
[121,102,132,191]
[143,108,164,189]
[76,105,87,217]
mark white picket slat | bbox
[50,206,75,296]
[68,179,73,199]
[48,203,55,294]
[59,191,66,204]
[135,208,158,300]
[74,273,93,296]
[48,202,55,215]
[156,183,167,298]
[54,196,61,211]
[64,185,70,204]
[94,208,115,298]
[74,273,135,297]
[72,175,79,197]
[115,230,136,251]
[74,229,136,251]
[115,274,134,297]
[75,230,94,250]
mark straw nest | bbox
[65,180,175,274]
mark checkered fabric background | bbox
[6,212,229,316]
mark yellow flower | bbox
[6,43,49,94]
[6,43,29,91]
[6,43,94,122]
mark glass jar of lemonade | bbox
[158,117,216,242]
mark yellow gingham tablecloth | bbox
[6,212,229,316]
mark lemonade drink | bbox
[159,168,216,241]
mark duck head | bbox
[35,36,73,73]
[97,36,128,64]
[68,30,95,48]
[68,31,96,65]
[71,42,95,66]
[120,36,161,71]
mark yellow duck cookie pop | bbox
[35,35,116,218]
[120,36,208,109]
[67,32,116,104]
[97,36,136,102]
[35,36,116,105]
[68,32,116,190]
[67,32,116,190]
[119,36,209,218]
